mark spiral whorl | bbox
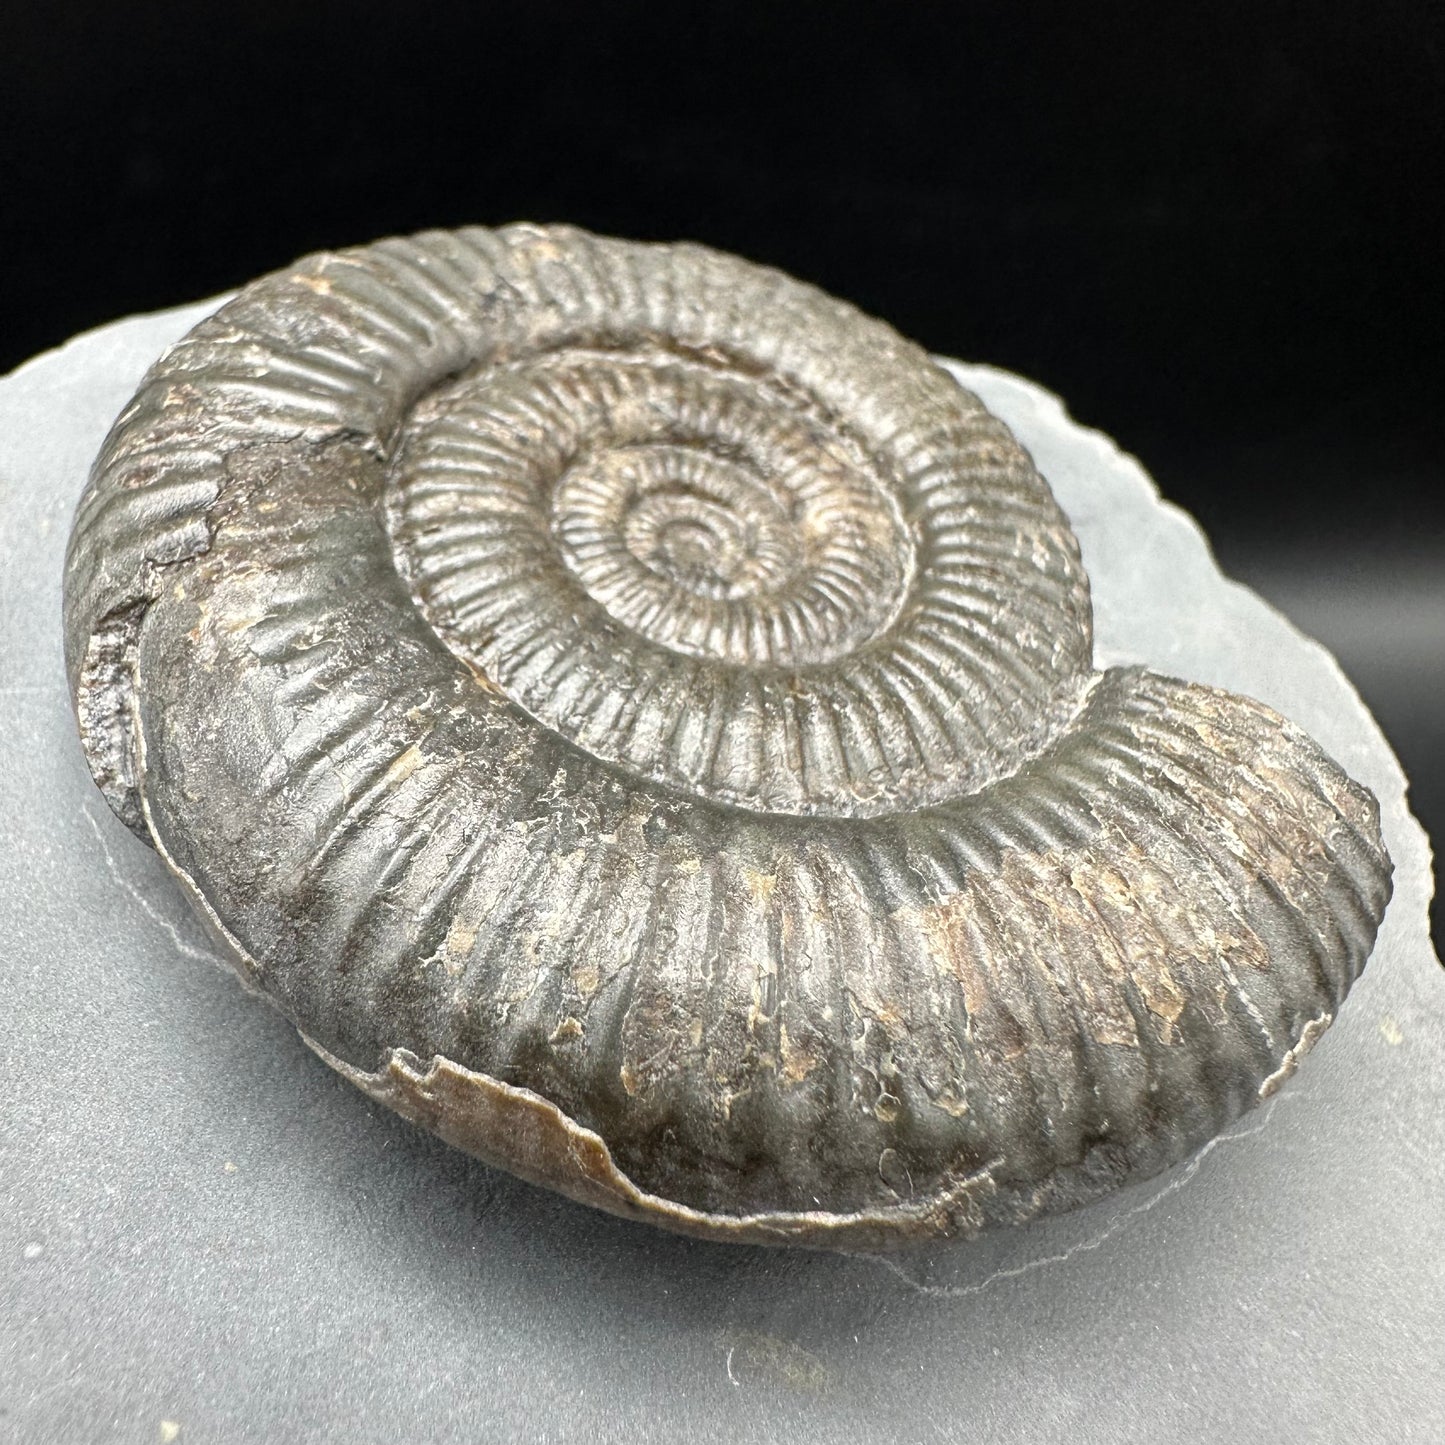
[374,228,1092,816]
[63,225,1392,1249]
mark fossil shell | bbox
[63,224,1393,1250]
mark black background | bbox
[3,1,1440,941]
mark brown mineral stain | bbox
[906,895,1028,1059]
[907,898,979,1010]
[463,659,506,696]
[742,868,777,908]
[443,913,479,972]
[856,993,907,1035]
[748,958,779,1034]
[572,962,601,998]
[1139,979,1186,1037]
[778,1023,818,1084]
[1063,834,1273,1044]
[873,1091,901,1123]
[550,1016,584,1044]
[929,1088,970,1118]
[1214,923,1269,971]
[383,744,424,787]
[185,597,211,647]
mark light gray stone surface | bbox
[1,303,1439,1445]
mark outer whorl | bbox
[63,225,1393,1249]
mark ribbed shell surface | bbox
[63,225,1392,1248]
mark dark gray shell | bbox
[63,224,1392,1249]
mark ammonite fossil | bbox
[63,225,1393,1250]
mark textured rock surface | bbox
[2,302,1439,1441]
